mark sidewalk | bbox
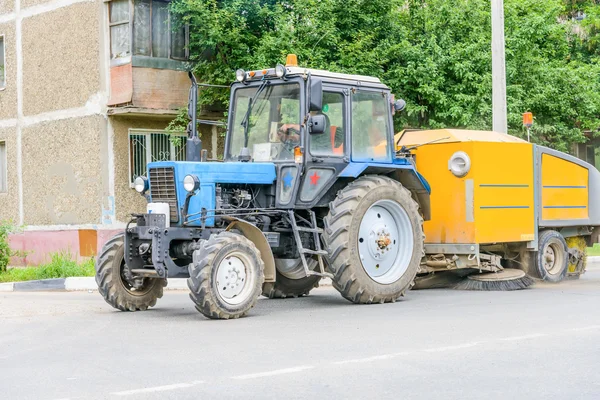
[1,259,598,292]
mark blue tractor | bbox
[95,56,431,319]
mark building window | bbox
[0,36,5,89]
[128,130,186,185]
[109,0,188,62]
[109,0,130,60]
[0,142,6,192]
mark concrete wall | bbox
[0,22,17,120]
[21,115,105,225]
[21,1,101,116]
[0,127,20,223]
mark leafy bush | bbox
[0,251,95,283]
[0,221,18,273]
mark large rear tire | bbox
[323,175,424,304]
[533,230,568,283]
[188,232,265,319]
[95,233,166,311]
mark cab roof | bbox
[284,66,382,84]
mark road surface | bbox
[1,270,599,400]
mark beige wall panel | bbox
[132,67,188,110]
[0,127,20,223]
[0,2,14,15]
[0,22,17,120]
[21,2,100,115]
[21,116,104,225]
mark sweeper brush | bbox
[454,269,535,291]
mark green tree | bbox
[170,0,600,152]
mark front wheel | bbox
[95,233,166,311]
[323,175,424,304]
[188,232,265,319]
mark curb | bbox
[0,276,335,292]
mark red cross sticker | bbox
[309,171,321,185]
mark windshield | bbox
[228,83,301,161]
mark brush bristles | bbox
[454,275,535,291]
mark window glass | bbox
[310,92,345,156]
[151,0,169,58]
[229,83,301,162]
[171,25,186,59]
[110,0,129,22]
[351,91,390,161]
[133,0,151,56]
[0,36,5,88]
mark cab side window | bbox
[310,91,345,157]
[351,91,390,161]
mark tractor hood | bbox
[145,161,276,227]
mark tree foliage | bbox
[170,0,600,151]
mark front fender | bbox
[224,217,276,283]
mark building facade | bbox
[0,0,223,264]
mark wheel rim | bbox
[119,259,154,296]
[358,199,414,284]
[215,251,255,305]
[543,241,564,275]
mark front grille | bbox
[149,167,179,223]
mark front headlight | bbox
[448,151,471,177]
[183,175,200,192]
[235,69,246,83]
[275,64,287,78]
[134,176,148,193]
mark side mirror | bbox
[309,78,323,112]
[393,99,406,113]
[309,114,326,135]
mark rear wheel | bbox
[188,232,265,319]
[323,175,424,304]
[534,230,568,283]
[95,233,166,311]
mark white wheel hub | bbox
[358,200,414,284]
[216,254,249,304]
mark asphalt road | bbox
[1,270,600,400]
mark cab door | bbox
[295,87,349,208]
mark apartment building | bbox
[0,0,223,264]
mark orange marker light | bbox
[286,54,298,67]
[262,69,268,75]
[249,71,256,77]
[523,112,533,127]
[294,146,303,163]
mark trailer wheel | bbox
[95,233,166,311]
[535,230,568,283]
[188,232,265,319]
[323,175,424,303]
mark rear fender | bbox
[224,217,276,283]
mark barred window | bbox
[128,130,186,185]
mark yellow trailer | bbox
[397,129,599,286]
